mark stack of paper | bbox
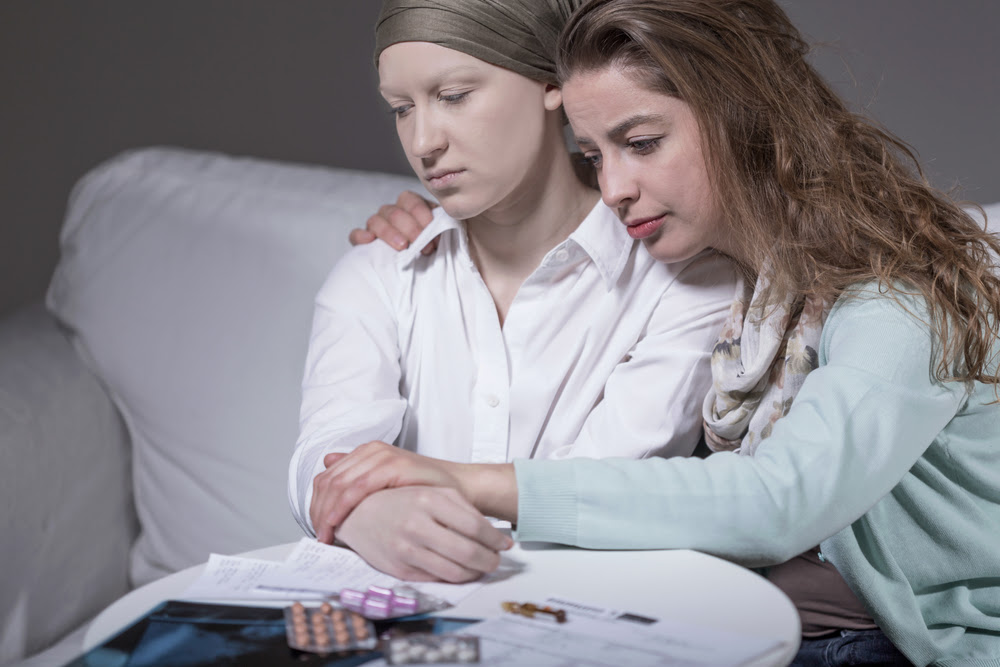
[181,537,488,606]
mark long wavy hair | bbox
[557,0,1000,389]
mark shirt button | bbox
[485,394,500,407]
[554,249,570,262]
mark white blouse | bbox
[288,202,737,534]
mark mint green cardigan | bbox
[514,286,1000,666]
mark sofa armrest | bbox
[0,302,137,663]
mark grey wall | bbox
[782,0,999,203]
[1,1,998,317]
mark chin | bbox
[643,240,698,265]
[435,193,486,222]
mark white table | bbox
[85,541,800,666]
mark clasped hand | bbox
[309,441,512,583]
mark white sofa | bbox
[0,147,421,665]
[1,146,996,666]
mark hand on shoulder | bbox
[349,190,439,254]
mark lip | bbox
[623,214,666,240]
[424,169,464,190]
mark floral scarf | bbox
[702,274,830,456]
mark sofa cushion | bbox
[0,303,134,663]
[46,147,421,586]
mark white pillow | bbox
[47,147,422,585]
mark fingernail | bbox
[503,537,514,550]
[393,237,407,250]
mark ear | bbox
[543,83,563,111]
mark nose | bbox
[409,108,447,159]
[597,156,639,209]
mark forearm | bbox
[290,406,406,535]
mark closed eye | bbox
[581,152,602,169]
[440,91,470,105]
[389,103,413,118]
[627,137,661,154]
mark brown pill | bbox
[320,602,334,615]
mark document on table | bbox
[254,537,521,605]
[181,554,295,600]
[181,537,518,606]
[367,596,785,667]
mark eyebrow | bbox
[378,65,481,96]
[575,113,666,146]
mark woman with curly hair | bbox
[325,1,1000,663]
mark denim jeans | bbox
[791,628,913,666]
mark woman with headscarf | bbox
[288,0,735,583]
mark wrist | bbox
[459,463,517,522]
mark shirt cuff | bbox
[513,459,580,545]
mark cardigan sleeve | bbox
[513,288,967,566]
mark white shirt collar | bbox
[396,208,463,270]
[398,200,633,290]
[565,201,633,290]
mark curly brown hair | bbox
[557,0,1000,390]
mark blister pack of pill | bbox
[384,634,481,664]
[339,584,449,619]
[284,601,377,655]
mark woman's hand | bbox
[310,441,463,544]
[334,486,512,583]
[348,190,438,254]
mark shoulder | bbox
[317,208,462,301]
[825,282,931,340]
[636,248,739,299]
[319,241,404,292]
[819,282,940,381]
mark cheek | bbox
[483,86,547,138]
[479,109,545,173]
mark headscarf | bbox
[374,0,586,85]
